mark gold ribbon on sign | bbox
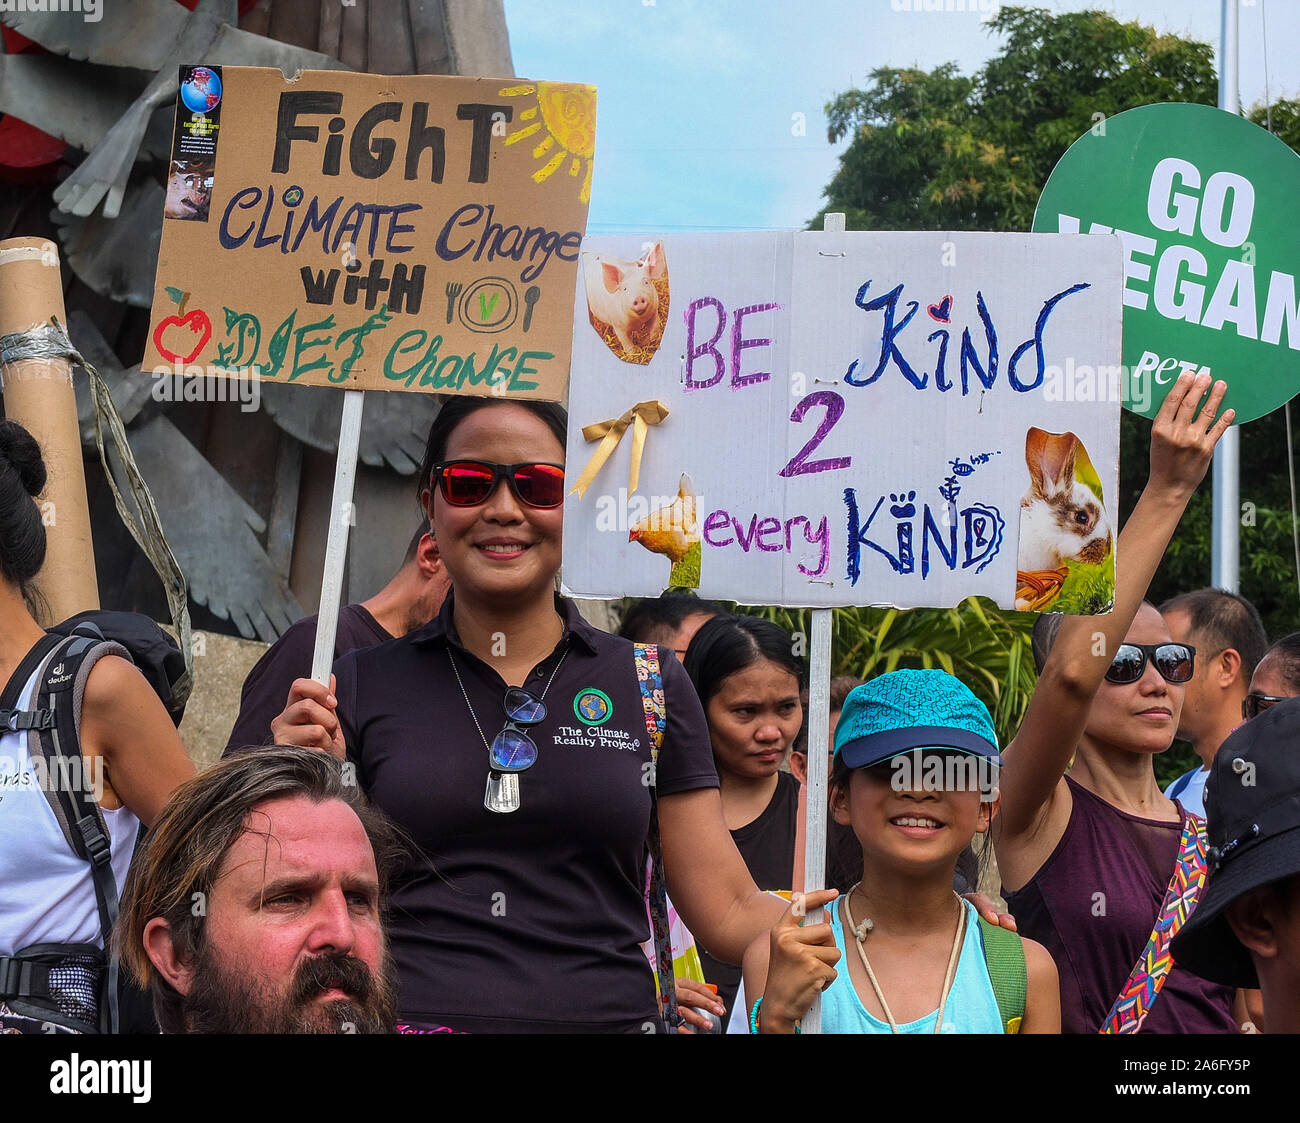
[570,400,670,499]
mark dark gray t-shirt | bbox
[225,605,392,754]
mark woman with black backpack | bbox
[0,420,194,1033]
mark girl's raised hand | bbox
[758,889,841,1034]
[1148,372,1235,502]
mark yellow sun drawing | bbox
[497,82,597,204]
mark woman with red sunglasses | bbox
[993,373,1248,1033]
[269,396,784,1032]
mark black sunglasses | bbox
[1243,692,1289,721]
[1103,643,1196,685]
[488,687,547,773]
[430,460,565,509]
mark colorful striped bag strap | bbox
[1100,814,1209,1034]
[633,642,680,1032]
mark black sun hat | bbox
[1169,697,1300,988]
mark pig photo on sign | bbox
[1015,427,1114,614]
[582,242,669,364]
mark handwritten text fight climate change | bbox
[683,278,1091,585]
[204,87,583,392]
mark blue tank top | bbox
[822,896,1004,1034]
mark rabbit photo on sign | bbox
[1015,427,1113,612]
[582,242,669,364]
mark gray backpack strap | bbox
[25,635,132,1034]
[25,637,129,856]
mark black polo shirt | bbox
[334,593,719,1033]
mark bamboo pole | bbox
[0,237,99,623]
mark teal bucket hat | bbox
[834,669,1001,770]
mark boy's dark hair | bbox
[793,676,863,756]
[1159,588,1269,683]
[1259,632,1300,692]
[617,593,725,646]
[829,675,864,715]
[682,613,803,710]
[416,396,569,505]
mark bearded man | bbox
[118,746,402,1033]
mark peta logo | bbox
[1132,349,1211,385]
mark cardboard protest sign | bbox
[1035,103,1300,425]
[562,232,1123,611]
[145,65,595,400]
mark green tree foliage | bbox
[1249,97,1300,151]
[817,5,1217,231]
[744,598,1035,750]
[805,5,1300,759]
[1119,409,1300,643]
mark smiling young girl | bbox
[746,670,1059,1034]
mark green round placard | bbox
[1034,103,1300,423]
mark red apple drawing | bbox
[153,309,213,364]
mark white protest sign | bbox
[562,232,1123,612]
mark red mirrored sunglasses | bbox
[430,460,565,509]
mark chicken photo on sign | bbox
[629,474,700,587]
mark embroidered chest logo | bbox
[573,688,613,726]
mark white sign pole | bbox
[311,388,366,685]
[1212,0,1241,591]
[798,211,845,1035]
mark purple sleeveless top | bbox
[1003,776,1238,1034]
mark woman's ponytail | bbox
[0,419,49,592]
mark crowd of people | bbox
[3,370,1300,1036]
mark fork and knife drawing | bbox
[444,281,543,331]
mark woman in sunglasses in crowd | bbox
[993,373,1246,1033]
[269,397,785,1032]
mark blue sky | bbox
[503,0,1300,233]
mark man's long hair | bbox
[116,746,405,1034]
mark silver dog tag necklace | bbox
[449,640,569,814]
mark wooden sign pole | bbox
[310,388,365,685]
[798,211,845,1035]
